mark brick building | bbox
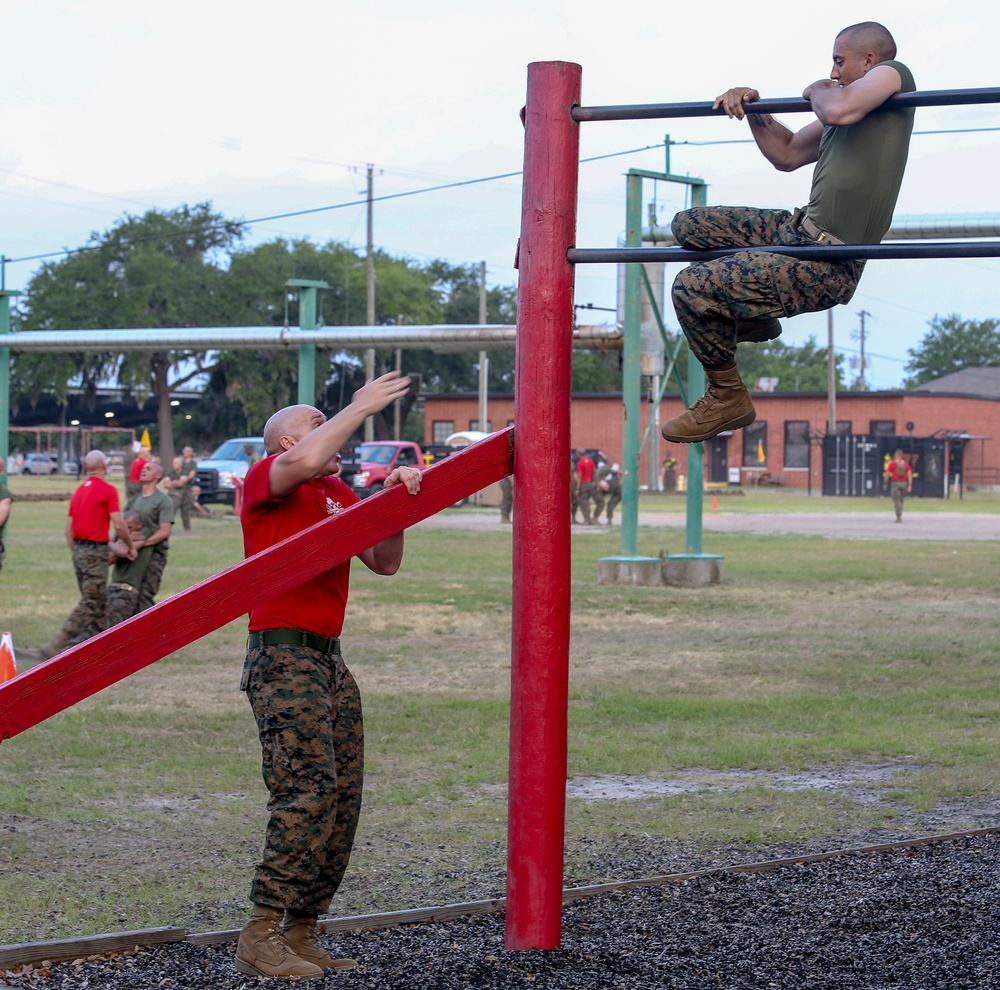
[423,368,999,492]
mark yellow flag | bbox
[140,428,152,449]
[757,439,765,463]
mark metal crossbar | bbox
[572,87,1000,122]
[569,240,1000,265]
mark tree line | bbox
[9,202,998,460]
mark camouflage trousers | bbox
[179,489,195,531]
[242,642,364,916]
[59,542,110,643]
[889,480,908,520]
[499,476,513,522]
[671,206,863,368]
[106,583,140,628]
[602,490,621,522]
[136,544,168,612]
[577,482,597,523]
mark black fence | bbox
[822,435,947,498]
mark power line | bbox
[4,124,998,269]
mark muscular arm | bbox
[109,510,138,559]
[0,497,10,529]
[358,532,406,575]
[141,521,172,547]
[803,64,903,126]
[268,372,412,498]
[714,87,823,171]
[356,465,421,575]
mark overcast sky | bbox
[2,0,998,389]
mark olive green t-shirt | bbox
[806,59,915,244]
[111,545,154,589]
[0,480,11,546]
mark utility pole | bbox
[854,309,871,391]
[478,261,489,433]
[827,309,836,433]
[365,163,376,441]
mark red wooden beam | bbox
[0,429,514,742]
[507,61,580,951]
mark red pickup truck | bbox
[346,441,427,496]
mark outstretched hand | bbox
[714,87,760,120]
[352,371,412,417]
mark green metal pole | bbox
[620,173,643,557]
[0,290,10,478]
[684,366,705,554]
[684,182,708,555]
[287,279,328,406]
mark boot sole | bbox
[235,957,324,980]
[661,408,757,444]
[735,318,782,343]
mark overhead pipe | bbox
[4,323,621,354]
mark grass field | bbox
[1,478,998,944]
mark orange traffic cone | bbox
[0,631,17,684]
[711,495,719,511]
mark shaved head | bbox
[83,450,107,472]
[263,404,321,455]
[837,21,896,62]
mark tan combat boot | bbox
[20,630,72,665]
[281,914,358,971]
[661,361,756,444]
[235,905,323,980]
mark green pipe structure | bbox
[0,287,18,479]
[607,163,709,572]
[288,279,328,405]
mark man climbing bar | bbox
[662,21,914,444]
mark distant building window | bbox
[432,420,455,444]
[743,421,768,466]
[784,420,810,469]
[469,420,492,432]
[870,420,896,436]
[836,420,852,436]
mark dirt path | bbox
[418,508,1000,540]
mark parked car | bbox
[194,437,266,505]
[21,452,78,475]
[347,441,425,496]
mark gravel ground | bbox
[3,832,997,990]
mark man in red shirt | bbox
[125,444,149,499]
[236,371,419,980]
[30,450,137,660]
[575,449,598,525]
[883,448,913,522]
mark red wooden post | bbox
[506,61,581,950]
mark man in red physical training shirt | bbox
[575,449,598,525]
[236,371,420,981]
[30,450,137,660]
[883,448,913,522]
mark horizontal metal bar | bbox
[569,240,1000,265]
[572,87,1000,123]
[644,214,1000,246]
